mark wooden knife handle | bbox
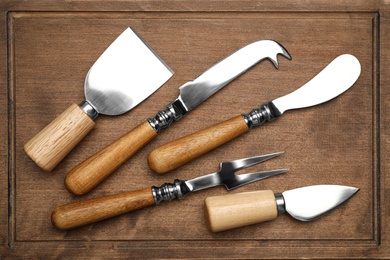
[24,103,95,172]
[51,187,155,230]
[65,121,157,195]
[148,115,249,174]
[204,190,277,232]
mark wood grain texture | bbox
[148,115,249,173]
[205,190,278,232]
[65,121,157,195]
[1,1,389,258]
[51,187,155,230]
[23,103,95,172]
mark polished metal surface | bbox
[242,102,280,128]
[148,40,291,133]
[275,193,286,215]
[147,100,185,133]
[185,152,288,192]
[150,152,287,204]
[178,40,291,112]
[84,27,173,117]
[283,185,359,221]
[272,54,361,114]
[241,54,361,129]
[79,100,98,120]
[152,180,187,205]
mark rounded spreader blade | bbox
[272,54,361,114]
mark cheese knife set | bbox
[24,27,361,232]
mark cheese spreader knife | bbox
[205,184,359,232]
[52,152,287,230]
[65,40,291,195]
[148,54,361,173]
[24,27,174,172]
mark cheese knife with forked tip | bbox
[65,40,291,195]
[148,54,361,174]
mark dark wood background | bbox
[1,0,389,258]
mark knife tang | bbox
[65,121,157,195]
[51,187,155,230]
[147,99,188,133]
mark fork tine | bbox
[222,151,284,171]
[225,169,288,190]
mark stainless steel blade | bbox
[184,169,288,193]
[184,152,287,192]
[178,40,291,112]
[85,27,173,116]
[272,54,361,114]
[283,185,359,221]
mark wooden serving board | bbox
[1,0,389,258]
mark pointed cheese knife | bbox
[148,54,361,173]
[65,40,291,195]
[205,184,359,232]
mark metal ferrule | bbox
[152,179,191,205]
[275,193,286,215]
[242,102,281,129]
[147,99,187,133]
[79,100,98,120]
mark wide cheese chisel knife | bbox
[148,54,361,174]
[53,152,287,230]
[205,184,359,232]
[65,40,291,195]
[24,27,173,172]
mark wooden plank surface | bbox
[1,0,389,258]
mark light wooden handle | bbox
[51,187,155,230]
[204,190,278,232]
[24,103,95,172]
[65,121,157,195]
[148,115,249,174]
